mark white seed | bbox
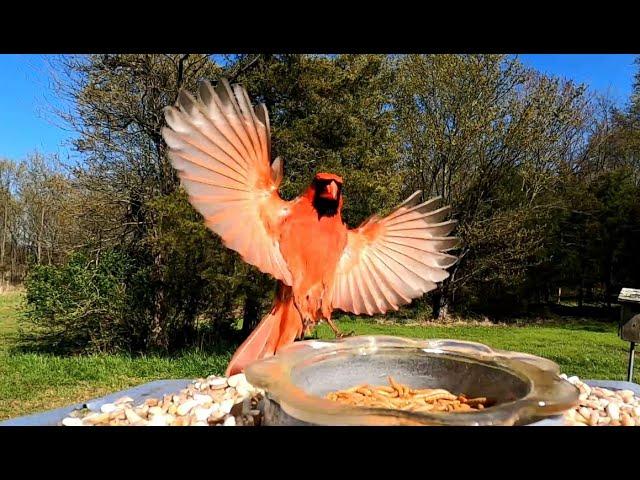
[619,391,636,404]
[62,417,84,426]
[176,399,198,416]
[606,403,620,421]
[207,377,228,389]
[148,406,164,416]
[227,373,246,388]
[219,398,234,414]
[100,403,118,414]
[208,409,226,423]
[83,412,111,425]
[578,407,591,419]
[193,393,212,405]
[124,408,143,424]
[573,412,588,424]
[236,384,252,398]
[148,414,169,426]
[593,388,607,399]
[194,406,217,422]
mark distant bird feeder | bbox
[618,288,640,382]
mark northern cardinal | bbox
[161,78,459,376]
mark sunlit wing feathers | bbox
[162,78,293,285]
[332,192,460,315]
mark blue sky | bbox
[0,54,638,162]
[519,54,637,104]
[1,55,75,162]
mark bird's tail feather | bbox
[225,285,302,377]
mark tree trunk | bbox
[431,291,449,320]
[241,294,260,338]
[544,285,550,303]
[10,245,15,283]
[149,251,168,350]
[604,247,614,309]
[578,278,584,308]
[605,267,613,309]
[37,206,45,265]
[1,203,7,266]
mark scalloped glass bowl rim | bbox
[245,335,580,426]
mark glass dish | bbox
[245,335,580,426]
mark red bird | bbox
[161,78,459,377]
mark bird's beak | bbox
[325,180,339,200]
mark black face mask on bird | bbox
[311,173,343,217]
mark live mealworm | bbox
[326,376,491,413]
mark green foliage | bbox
[391,54,597,315]
[13,53,640,355]
[142,190,273,349]
[23,250,132,353]
[235,54,403,226]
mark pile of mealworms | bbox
[325,376,490,413]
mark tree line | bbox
[6,54,639,354]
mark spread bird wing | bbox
[162,78,293,285]
[332,192,459,315]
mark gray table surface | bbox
[1,379,638,426]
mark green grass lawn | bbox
[0,291,230,421]
[0,291,637,421]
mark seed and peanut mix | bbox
[560,374,639,426]
[61,373,263,427]
[59,373,640,426]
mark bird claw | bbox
[335,330,356,339]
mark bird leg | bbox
[301,317,314,337]
[326,317,355,339]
